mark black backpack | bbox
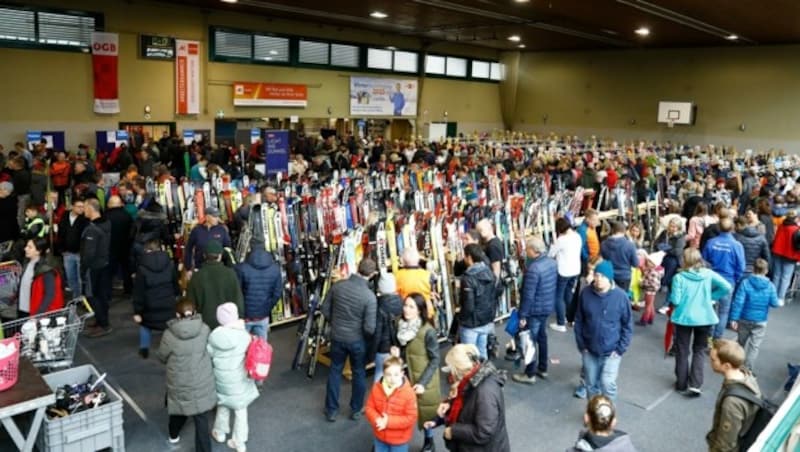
[722,383,778,451]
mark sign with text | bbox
[91,32,120,114]
[233,82,308,107]
[183,130,195,145]
[264,130,289,178]
[250,128,261,144]
[350,77,418,116]
[176,40,200,115]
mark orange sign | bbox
[233,82,308,107]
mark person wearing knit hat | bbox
[575,257,633,402]
[207,301,258,452]
[372,272,403,383]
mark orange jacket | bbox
[365,379,418,446]
[586,227,600,259]
[51,161,71,188]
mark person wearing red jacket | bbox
[50,151,71,202]
[770,215,800,303]
[17,237,64,318]
[365,356,418,452]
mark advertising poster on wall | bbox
[350,77,418,116]
[91,32,120,114]
[233,82,308,107]
[264,130,289,177]
[176,40,200,115]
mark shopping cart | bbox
[1,297,94,371]
[0,260,22,308]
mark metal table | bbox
[0,358,55,451]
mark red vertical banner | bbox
[176,39,200,115]
[91,32,119,114]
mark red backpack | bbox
[245,336,273,382]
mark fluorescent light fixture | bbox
[221,0,238,3]
[370,11,388,19]
[635,27,650,36]
[726,34,738,40]
[514,0,530,2]
[386,46,397,50]
[508,35,521,42]
[518,44,526,48]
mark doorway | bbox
[118,122,176,149]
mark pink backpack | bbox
[245,336,273,382]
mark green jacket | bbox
[187,261,244,330]
[207,323,259,409]
[404,323,441,429]
[707,373,762,452]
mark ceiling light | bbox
[508,35,521,42]
[518,44,526,48]
[635,27,650,36]
[221,0,238,3]
[726,34,738,41]
[370,11,388,19]
[514,0,530,2]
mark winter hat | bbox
[377,272,396,295]
[594,261,615,283]
[205,239,223,255]
[205,206,220,217]
[216,302,239,326]
[646,251,666,267]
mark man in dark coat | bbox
[105,196,134,294]
[458,243,497,361]
[132,239,179,358]
[186,240,243,330]
[513,237,558,385]
[81,198,113,337]
[0,182,20,249]
[235,246,283,340]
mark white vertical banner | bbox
[175,40,200,115]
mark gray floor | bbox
[12,292,800,452]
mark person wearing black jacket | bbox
[57,198,89,296]
[81,198,113,337]
[7,156,31,229]
[133,239,179,358]
[370,273,403,383]
[130,202,170,270]
[458,244,498,361]
[105,196,134,294]
[0,182,20,251]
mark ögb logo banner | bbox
[91,32,119,114]
[176,39,200,115]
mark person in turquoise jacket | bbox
[669,247,732,397]
[729,258,781,371]
[208,302,259,452]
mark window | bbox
[471,60,490,79]
[393,50,418,73]
[0,7,35,43]
[490,62,504,81]
[367,48,392,70]
[0,6,100,50]
[254,35,289,62]
[425,55,445,75]
[331,43,359,67]
[214,29,251,59]
[298,39,329,64]
[446,57,467,77]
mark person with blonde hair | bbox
[567,395,637,451]
[436,344,510,452]
[669,248,732,397]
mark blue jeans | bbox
[325,339,367,416]
[62,252,81,296]
[582,351,622,401]
[459,323,495,361]
[245,318,269,340]
[524,315,549,377]
[772,255,796,301]
[139,326,151,349]
[713,293,732,339]
[373,352,390,383]
[554,275,578,325]
[374,439,409,452]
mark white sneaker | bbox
[549,323,567,333]
[211,430,226,443]
[227,439,246,452]
[168,436,180,444]
[658,306,670,315]
[778,298,786,307]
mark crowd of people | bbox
[0,133,797,451]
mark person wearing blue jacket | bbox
[730,258,781,371]
[184,207,232,274]
[669,247,733,397]
[600,221,640,293]
[574,261,633,401]
[235,246,283,340]
[512,237,557,385]
[701,217,745,339]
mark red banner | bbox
[176,40,200,115]
[91,32,119,114]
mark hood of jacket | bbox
[166,315,204,340]
[140,250,172,273]
[739,226,762,239]
[245,248,274,270]
[572,430,635,451]
[465,261,495,284]
[208,323,247,352]
[741,274,773,292]
[468,361,507,389]
[678,268,711,282]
